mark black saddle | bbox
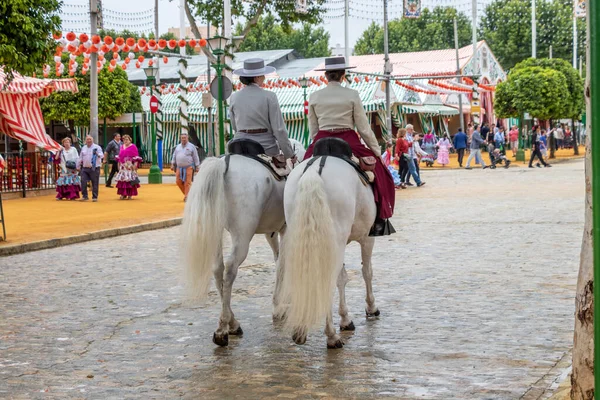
[227,138,265,156]
[223,138,284,181]
[304,137,370,184]
[313,137,352,158]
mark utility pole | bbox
[573,13,578,68]
[207,20,214,156]
[454,17,464,132]
[90,0,99,143]
[471,0,477,75]
[532,0,537,58]
[179,0,188,138]
[383,0,392,136]
[344,0,350,64]
[549,45,553,59]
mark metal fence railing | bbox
[0,151,57,197]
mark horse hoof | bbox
[212,332,229,347]
[292,332,306,345]
[327,339,344,349]
[229,326,243,336]
[340,321,356,331]
[366,308,380,318]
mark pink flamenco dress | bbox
[115,144,142,199]
[436,138,451,166]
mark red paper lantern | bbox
[110,59,117,66]
[122,45,130,53]
[124,57,130,64]
[199,38,207,47]
[138,56,145,63]
[79,33,89,43]
[148,60,154,67]
[137,38,147,48]
[148,39,157,48]
[121,63,127,70]
[126,37,135,47]
[67,44,77,53]
[163,56,168,64]
[90,45,98,53]
[178,39,186,47]
[98,54,105,61]
[81,69,87,75]
[97,61,102,68]
[112,52,119,60]
[78,44,85,53]
[101,44,109,53]
[53,32,62,40]
[135,62,141,68]
[115,37,125,46]
[66,32,76,42]
[158,39,167,49]
[167,39,177,49]
[91,35,101,44]
[189,39,197,48]
[104,36,113,45]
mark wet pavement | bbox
[0,159,584,399]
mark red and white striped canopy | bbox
[0,68,78,152]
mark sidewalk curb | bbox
[0,218,182,257]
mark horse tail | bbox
[180,157,226,301]
[281,166,339,337]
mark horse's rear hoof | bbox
[327,339,344,349]
[292,332,306,345]
[213,332,229,347]
[229,326,243,336]
[366,308,380,318]
[340,321,356,331]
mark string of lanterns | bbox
[48,32,208,77]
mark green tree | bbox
[479,0,586,70]
[185,0,326,51]
[233,15,330,58]
[40,66,141,130]
[0,0,62,77]
[495,65,568,121]
[354,22,380,56]
[353,7,472,55]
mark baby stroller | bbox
[490,148,511,169]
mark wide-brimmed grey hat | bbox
[233,58,276,77]
[314,56,356,71]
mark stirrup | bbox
[369,218,396,237]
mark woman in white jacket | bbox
[55,137,81,200]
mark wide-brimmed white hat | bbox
[233,58,276,77]
[314,56,356,71]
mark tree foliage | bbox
[40,66,141,126]
[0,0,62,76]
[233,15,330,58]
[353,7,472,56]
[479,0,586,70]
[514,58,584,119]
[186,0,326,47]
[495,65,568,120]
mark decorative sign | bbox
[471,99,481,114]
[404,0,421,19]
[373,80,398,103]
[210,76,233,101]
[149,95,159,114]
[575,0,586,18]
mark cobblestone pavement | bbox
[0,159,584,399]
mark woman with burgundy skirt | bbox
[304,56,396,236]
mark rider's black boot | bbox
[369,217,396,237]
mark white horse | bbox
[181,139,306,347]
[277,156,380,349]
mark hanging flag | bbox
[404,0,421,18]
[574,0,586,18]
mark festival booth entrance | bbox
[0,69,78,197]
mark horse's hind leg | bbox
[213,234,251,347]
[360,237,380,317]
[337,265,355,331]
[325,310,344,349]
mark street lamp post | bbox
[207,36,228,155]
[144,66,162,184]
[299,76,309,146]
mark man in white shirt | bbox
[171,133,200,201]
[76,136,104,202]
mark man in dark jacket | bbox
[529,126,552,168]
[104,132,121,187]
[453,128,468,167]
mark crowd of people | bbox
[52,132,201,202]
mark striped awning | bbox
[0,67,78,152]
[399,104,459,117]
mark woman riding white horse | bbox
[277,56,388,348]
[181,58,301,347]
